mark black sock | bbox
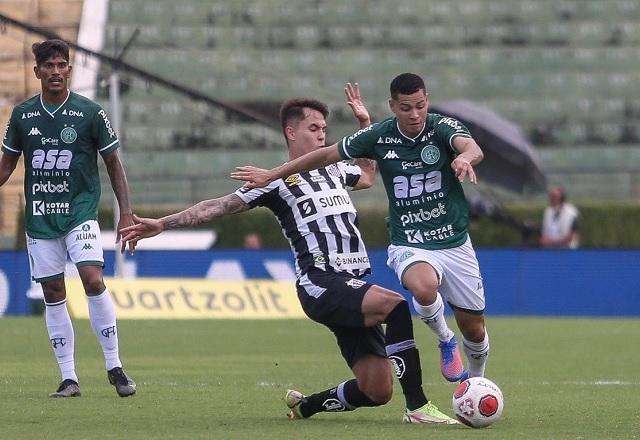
[384,300,428,410]
[299,379,380,418]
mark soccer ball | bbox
[452,377,504,428]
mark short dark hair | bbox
[390,73,426,99]
[32,39,70,66]
[279,98,329,138]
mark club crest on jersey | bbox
[421,145,440,165]
[61,127,77,144]
[285,174,301,186]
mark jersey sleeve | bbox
[2,107,23,156]
[434,116,472,154]
[336,161,362,189]
[234,181,279,208]
[337,123,379,160]
[92,105,120,156]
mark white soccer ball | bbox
[452,377,504,428]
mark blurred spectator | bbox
[540,187,580,249]
[243,232,263,249]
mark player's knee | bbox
[83,278,106,295]
[461,322,486,342]
[361,381,393,405]
[42,280,65,303]
[410,284,438,306]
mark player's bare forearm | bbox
[0,153,19,187]
[232,145,342,188]
[103,151,132,214]
[161,194,249,230]
[353,158,377,190]
[454,137,484,166]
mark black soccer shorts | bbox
[296,268,387,368]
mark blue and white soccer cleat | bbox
[439,336,467,382]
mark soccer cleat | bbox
[107,367,136,397]
[49,379,81,398]
[283,389,306,419]
[403,402,459,425]
[438,336,467,382]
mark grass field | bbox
[1,316,639,439]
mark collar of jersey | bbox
[39,90,71,118]
[395,119,426,143]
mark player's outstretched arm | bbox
[451,137,484,184]
[344,81,377,189]
[345,82,371,129]
[231,144,342,188]
[120,193,249,254]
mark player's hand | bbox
[230,166,273,189]
[345,82,370,126]
[117,212,135,254]
[451,157,477,184]
[119,214,163,255]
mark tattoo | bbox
[163,194,249,230]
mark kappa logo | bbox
[28,127,42,136]
[82,243,94,251]
[383,150,399,160]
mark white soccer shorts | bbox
[26,220,104,282]
[387,236,485,312]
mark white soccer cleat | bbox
[283,389,306,419]
[403,401,460,425]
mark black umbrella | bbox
[430,100,546,194]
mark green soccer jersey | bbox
[338,114,472,250]
[2,91,119,238]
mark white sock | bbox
[462,331,490,377]
[87,290,122,371]
[412,294,454,342]
[45,300,77,383]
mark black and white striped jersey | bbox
[234,162,371,278]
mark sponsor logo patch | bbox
[389,355,406,378]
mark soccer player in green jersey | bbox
[232,73,490,383]
[120,89,458,424]
[0,39,136,398]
